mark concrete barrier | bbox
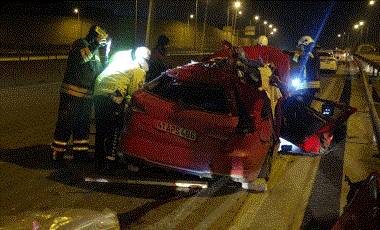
[0,53,211,150]
[0,83,60,149]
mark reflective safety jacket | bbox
[291,51,320,89]
[94,50,146,103]
[61,39,104,99]
[258,64,282,117]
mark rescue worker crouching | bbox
[51,25,108,163]
[93,47,151,167]
[284,36,321,106]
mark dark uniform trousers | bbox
[51,92,92,159]
[93,95,125,161]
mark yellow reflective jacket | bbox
[94,65,146,102]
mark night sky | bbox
[2,1,379,50]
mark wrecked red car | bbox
[120,45,283,185]
[119,43,355,187]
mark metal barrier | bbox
[353,53,380,78]
[354,56,380,154]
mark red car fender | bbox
[228,132,271,182]
[332,171,380,230]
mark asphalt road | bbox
[0,60,379,229]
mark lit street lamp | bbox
[263,21,268,36]
[369,0,375,5]
[353,21,365,45]
[337,34,342,48]
[73,8,81,39]
[188,14,194,25]
[232,1,241,44]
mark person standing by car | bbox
[283,36,321,106]
[93,47,150,167]
[51,25,108,163]
[146,35,172,82]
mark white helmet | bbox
[257,36,268,46]
[134,47,151,72]
[298,36,314,46]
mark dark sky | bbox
[2,1,379,49]
[73,0,380,49]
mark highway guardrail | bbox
[354,56,380,154]
[354,53,380,78]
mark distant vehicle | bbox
[356,44,377,54]
[333,49,348,62]
[319,51,338,72]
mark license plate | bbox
[155,120,197,141]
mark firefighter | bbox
[51,25,108,163]
[284,36,321,106]
[146,35,172,82]
[257,35,268,46]
[93,47,150,167]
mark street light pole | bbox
[135,0,138,47]
[232,1,241,45]
[74,8,80,39]
[201,0,210,53]
[263,21,268,36]
[233,9,238,45]
[194,0,199,50]
[145,0,154,46]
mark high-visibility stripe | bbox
[72,146,89,151]
[307,81,320,87]
[73,140,89,144]
[51,145,66,152]
[60,88,92,99]
[53,140,68,146]
[61,83,92,94]
[299,81,321,89]
[293,53,300,62]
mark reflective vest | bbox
[292,52,320,89]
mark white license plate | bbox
[155,120,197,141]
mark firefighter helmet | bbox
[298,36,314,47]
[257,36,268,46]
[134,47,151,72]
